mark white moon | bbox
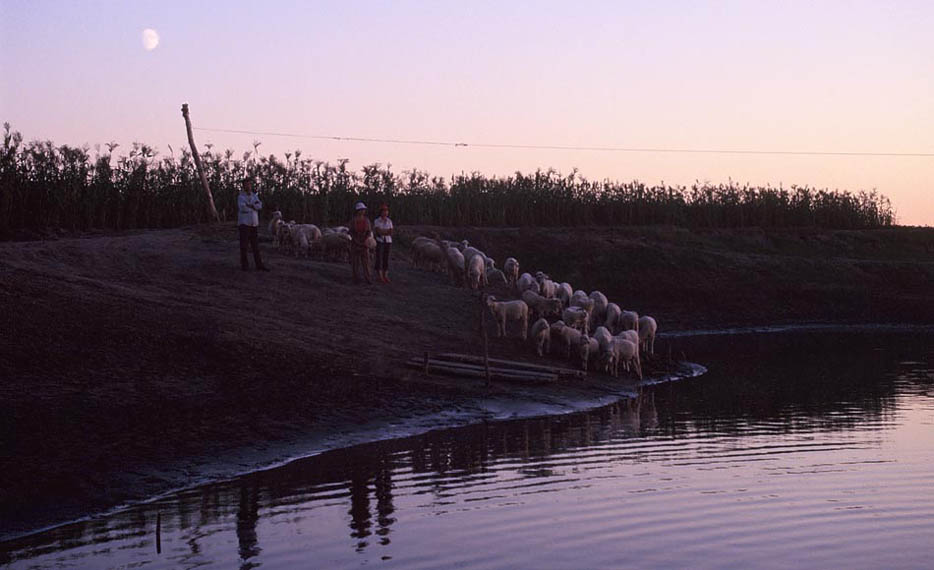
[141,28,159,51]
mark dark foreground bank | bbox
[1,223,932,540]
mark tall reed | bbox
[0,124,895,238]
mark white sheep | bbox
[615,329,642,373]
[604,302,622,333]
[291,224,322,257]
[569,292,594,333]
[548,320,566,355]
[320,230,351,261]
[516,272,540,295]
[556,282,574,307]
[529,317,551,356]
[268,211,284,244]
[521,289,563,320]
[562,306,590,336]
[604,338,640,378]
[445,246,465,286]
[486,296,529,339]
[539,278,557,299]
[414,239,446,272]
[638,315,657,355]
[579,335,600,372]
[466,253,487,290]
[619,310,640,333]
[589,291,608,329]
[276,221,294,253]
[486,267,508,287]
[503,257,519,288]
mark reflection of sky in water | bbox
[2,332,932,569]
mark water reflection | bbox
[237,485,261,568]
[2,331,931,569]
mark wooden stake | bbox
[181,103,220,223]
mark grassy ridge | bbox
[1,123,895,238]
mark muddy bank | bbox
[2,223,932,541]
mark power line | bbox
[193,126,934,158]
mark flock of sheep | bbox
[410,235,658,380]
[263,213,658,380]
[268,211,353,260]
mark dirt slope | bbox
[2,222,932,539]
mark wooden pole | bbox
[181,103,220,223]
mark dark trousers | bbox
[239,225,264,269]
[374,242,391,271]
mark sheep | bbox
[592,326,613,353]
[521,289,563,320]
[321,230,351,260]
[569,293,594,333]
[445,246,466,286]
[591,326,614,373]
[516,272,540,295]
[619,310,640,333]
[485,296,529,339]
[562,306,590,336]
[638,315,657,355]
[539,278,557,299]
[414,239,446,272]
[268,211,284,244]
[503,257,519,288]
[485,257,496,271]
[549,320,566,354]
[615,329,642,374]
[604,302,622,333]
[529,317,551,356]
[486,267,508,288]
[555,323,582,359]
[556,282,574,307]
[603,338,640,378]
[290,224,322,257]
[276,222,295,253]
[462,246,485,267]
[466,252,487,290]
[589,291,609,329]
[579,335,600,372]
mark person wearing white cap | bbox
[348,201,374,284]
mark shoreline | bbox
[2,223,933,543]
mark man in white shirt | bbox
[237,178,269,271]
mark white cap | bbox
[354,201,367,211]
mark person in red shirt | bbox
[349,201,374,284]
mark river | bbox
[1,328,932,569]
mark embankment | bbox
[2,223,932,540]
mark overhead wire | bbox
[193,126,934,158]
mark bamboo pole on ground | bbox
[433,353,586,378]
[181,103,220,223]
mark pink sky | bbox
[2,0,931,225]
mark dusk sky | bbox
[2,0,932,225]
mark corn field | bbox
[0,124,895,238]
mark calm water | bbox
[2,330,933,569]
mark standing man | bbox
[238,177,270,271]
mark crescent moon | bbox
[142,29,160,51]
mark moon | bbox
[141,28,159,51]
